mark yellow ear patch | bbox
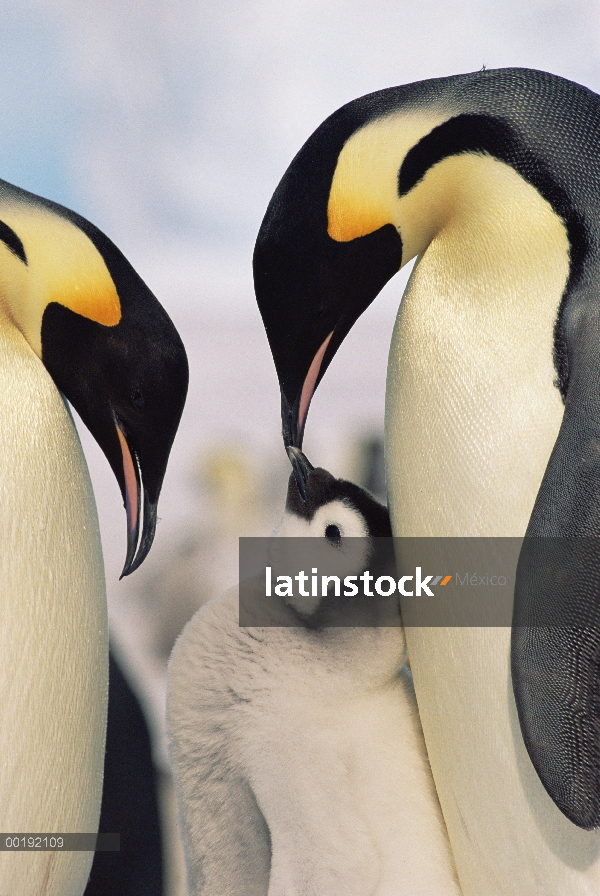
[0,203,121,357]
[327,110,448,243]
[9,206,120,322]
[45,232,122,327]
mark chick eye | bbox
[325,524,341,545]
[132,389,145,410]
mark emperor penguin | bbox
[167,460,461,896]
[253,68,600,894]
[0,179,188,896]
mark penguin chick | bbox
[167,459,461,896]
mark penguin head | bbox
[272,452,394,623]
[253,94,409,453]
[0,181,188,576]
[254,79,544,457]
[281,452,392,539]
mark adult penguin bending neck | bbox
[254,68,600,895]
[0,180,187,896]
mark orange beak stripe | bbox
[299,332,333,433]
[116,424,139,540]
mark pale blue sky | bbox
[4,0,600,303]
[0,6,75,204]
[4,0,600,585]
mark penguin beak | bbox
[115,420,158,578]
[281,331,334,452]
[281,391,302,451]
[286,445,314,501]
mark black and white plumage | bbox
[0,179,187,895]
[253,67,600,891]
[282,448,391,538]
[167,462,460,896]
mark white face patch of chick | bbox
[270,500,373,616]
[310,500,369,540]
[278,499,369,538]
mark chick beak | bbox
[286,445,314,501]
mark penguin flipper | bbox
[512,399,600,829]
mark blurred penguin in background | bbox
[84,651,163,896]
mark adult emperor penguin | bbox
[167,461,461,896]
[0,179,187,896]
[253,68,600,894]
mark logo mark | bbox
[398,569,453,597]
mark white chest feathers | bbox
[0,319,107,896]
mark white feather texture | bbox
[0,316,107,895]
[168,503,461,895]
[386,152,600,893]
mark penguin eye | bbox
[132,389,145,410]
[325,524,341,545]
